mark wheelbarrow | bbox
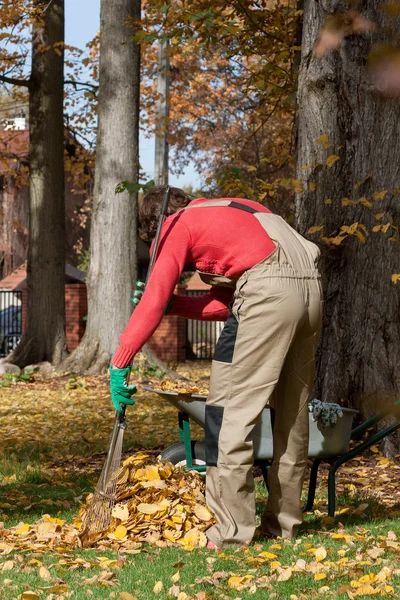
[145,387,400,516]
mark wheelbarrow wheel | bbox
[160,441,206,469]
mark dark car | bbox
[0,305,22,356]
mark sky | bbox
[65,0,201,188]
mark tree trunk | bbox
[62,0,141,374]
[9,0,66,367]
[295,0,400,455]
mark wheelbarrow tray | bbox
[145,387,358,460]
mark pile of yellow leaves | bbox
[160,380,209,396]
[0,453,214,553]
[76,452,214,548]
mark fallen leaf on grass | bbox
[277,567,292,582]
[39,565,51,580]
[119,593,138,600]
[153,580,163,593]
[2,560,14,571]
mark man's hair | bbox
[138,186,192,241]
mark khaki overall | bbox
[184,201,323,547]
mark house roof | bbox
[0,262,86,290]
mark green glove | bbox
[132,280,145,306]
[109,365,137,413]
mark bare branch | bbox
[64,80,98,91]
[0,74,31,88]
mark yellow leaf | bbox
[309,181,317,192]
[16,523,30,534]
[269,544,281,551]
[319,586,330,594]
[114,525,127,539]
[39,565,51,581]
[359,197,372,208]
[392,274,400,284]
[308,226,323,234]
[315,546,327,562]
[228,575,254,588]
[317,134,330,148]
[325,198,332,204]
[153,581,163,593]
[277,567,292,582]
[301,163,313,170]
[375,212,385,220]
[143,465,160,481]
[372,225,382,232]
[353,583,378,596]
[119,593,139,600]
[270,561,281,568]
[326,154,340,167]
[342,197,359,206]
[355,230,366,243]
[112,503,129,521]
[291,179,304,193]
[21,593,40,600]
[315,573,327,581]
[373,190,388,200]
[194,504,212,522]
[137,503,161,515]
[171,571,180,583]
[260,551,277,559]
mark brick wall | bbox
[21,283,88,353]
[65,284,87,351]
[147,284,187,364]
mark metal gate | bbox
[0,290,22,357]
[185,290,224,360]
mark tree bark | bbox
[296,0,400,455]
[62,0,141,374]
[9,0,66,367]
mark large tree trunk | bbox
[295,0,400,455]
[9,0,66,367]
[62,0,141,374]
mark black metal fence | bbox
[185,290,224,360]
[0,290,22,357]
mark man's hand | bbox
[132,281,145,306]
[109,365,137,413]
[309,399,343,428]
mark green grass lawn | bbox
[0,368,399,599]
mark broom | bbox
[80,185,171,544]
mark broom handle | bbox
[103,186,171,486]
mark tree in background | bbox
[295,1,400,454]
[139,0,300,216]
[62,0,141,373]
[0,0,67,366]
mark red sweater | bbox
[112,198,276,367]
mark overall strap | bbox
[184,200,259,214]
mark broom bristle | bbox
[81,426,125,541]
